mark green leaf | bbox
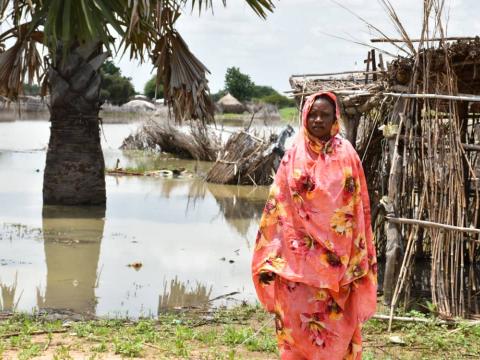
[62,0,72,41]
[80,0,94,35]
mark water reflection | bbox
[158,277,212,313]
[0,273,20,311]
[38,206,105,316]
[207,183,267,237]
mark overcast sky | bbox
[116,0,479,94]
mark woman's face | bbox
[306,98,336,141]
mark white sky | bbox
[116,0,479,94]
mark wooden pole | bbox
[289,90,480,102]
[379,53,385,71]
[371,49,378,81]
[371,36,478,43]
[364,51,371,85]
[386,217,480,236]
[383,92,480,102]
[290,70,386,78]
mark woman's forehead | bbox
[311,98,334,109]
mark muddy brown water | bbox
[0,120,271,318]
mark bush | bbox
[259,93,295,108]
[144,75,164,100]
[251,85,277,99]
[100,61,135,105]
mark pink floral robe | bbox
[251,92,377,360]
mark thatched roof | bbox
[122,99,156,111]
[216,93,245,114]
[290,39,480,117]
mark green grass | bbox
[2,305,480,359]
[279,107,298,122]
[216,113,247,120]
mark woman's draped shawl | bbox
[252,92,377,323]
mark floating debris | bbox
[106,167,192,178]
[127,262,143,271]
[206,125,294,185]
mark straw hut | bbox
[122,99,156,112]
[289,3,480,323]
[216,92,246,114]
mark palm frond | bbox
[152,26,214,124]
[0,36,42,98]
[0,20,43,98]
[189,0,274,18]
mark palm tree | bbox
[0,0,274,205]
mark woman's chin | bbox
[312,132,330,141]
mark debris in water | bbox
[127,262,143,271]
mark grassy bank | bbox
[279,107,298,123]
[1,305,480,359]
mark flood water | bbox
[0,119,269,318]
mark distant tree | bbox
[101,60,121,76]
[224,67,255,102]
[100,61,135,106]
[251,85,277,99]
[260,93,295,108]
[144,75,164,100]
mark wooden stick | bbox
[0,329,68,339]
[371,49,378,81]
[374,314,440,324]
[386,217,480,236]
[290,90,480,103]
[290,70,386,78]
[364,51,371,85]
[289,89,373,97]
[289,77,367,83]
[462,143,480,152]
[371,36,478,43]
[373,314,480,326]
[398,135,480,153]
[383,92,480,102]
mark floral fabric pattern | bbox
[252,92,377,360]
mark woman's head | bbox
[302,92,340,142]
[306,95,337,141]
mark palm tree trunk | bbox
[43,43,108,205]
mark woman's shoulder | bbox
[334,136,360,161]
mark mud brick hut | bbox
[290,23,480,323]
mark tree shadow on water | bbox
[37,205,105,317]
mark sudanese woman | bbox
[251,91,377,360]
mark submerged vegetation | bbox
[1,305,480,359]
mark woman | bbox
[252,91,377,360]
